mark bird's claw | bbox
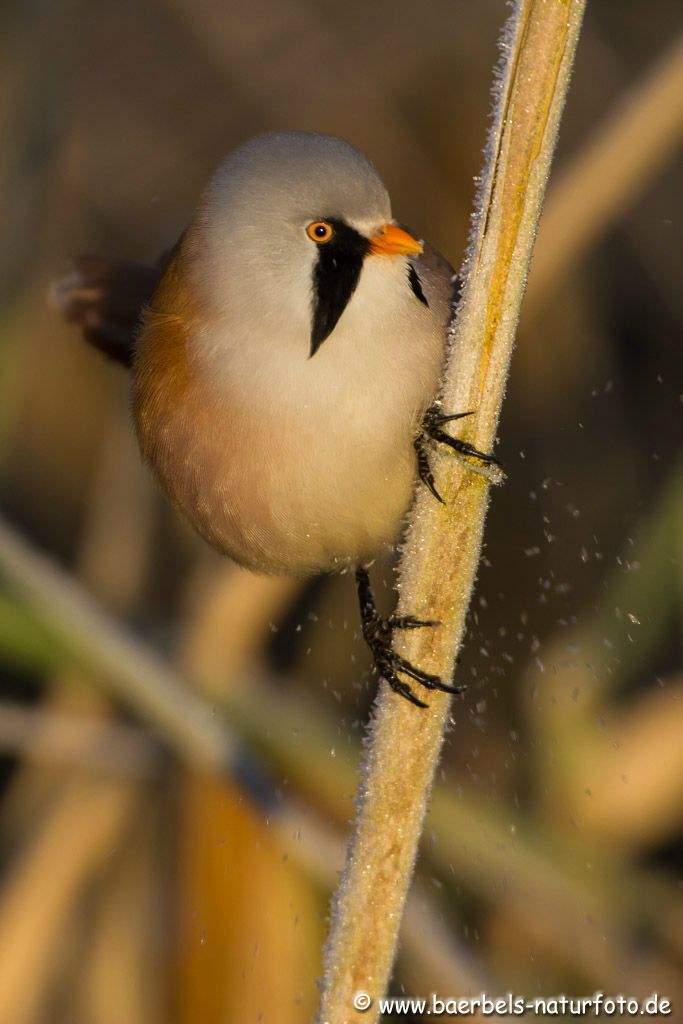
[388,614,440,630]
[355,567,465,708]
[415,405,505,501]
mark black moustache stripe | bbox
[407,263,428,307]
[310,220,369,357]
[309,220,429,356]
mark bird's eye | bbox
[306,221,334,244]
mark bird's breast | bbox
[134,258,446,574]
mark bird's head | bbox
[187,131,425,357]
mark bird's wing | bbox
[50,246,177,368]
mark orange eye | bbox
[306,221,334,244]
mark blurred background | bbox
[1,1,682,1021]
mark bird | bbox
[54,131,496,707]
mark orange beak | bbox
[369,223,423,257]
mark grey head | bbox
[189,132,414,356]
[202,131,391,232]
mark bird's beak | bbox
[369,223,424,257]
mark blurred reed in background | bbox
[0,1,682,1021]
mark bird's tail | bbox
[50,255,162,367]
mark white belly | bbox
[139,257,447,574]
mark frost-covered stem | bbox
[316,3,586,1021]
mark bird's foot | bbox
[414,407,505,503]
[355,567,465,708]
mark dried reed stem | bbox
[316,3,587,1021]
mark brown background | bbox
[0,1,682,1021]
